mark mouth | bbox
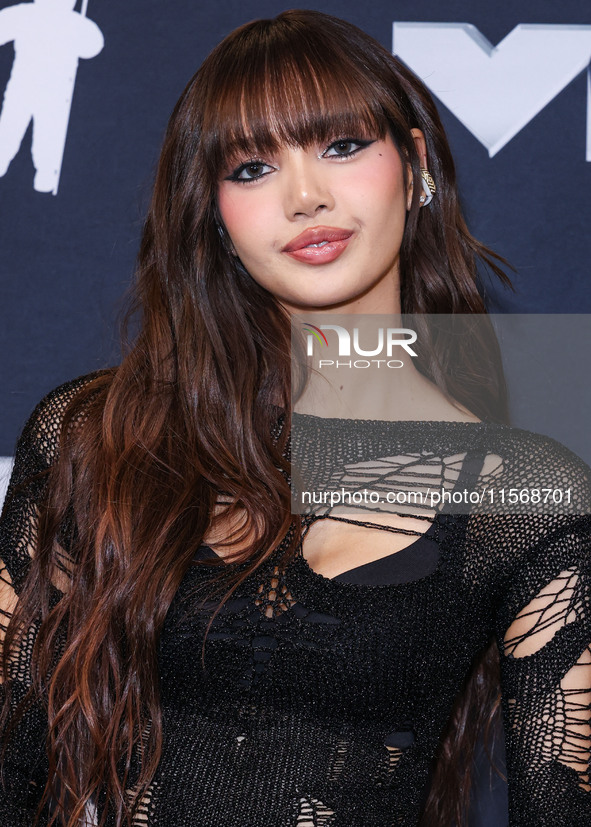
[282,226,353,252]
[282,226,353,265]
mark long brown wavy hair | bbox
[1,10,512,826]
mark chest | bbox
[158,527,489,726]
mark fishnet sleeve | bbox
[496,513,591,826]
[0,378,91,824]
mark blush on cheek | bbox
[216,188,241,235]
[217,186,272,251]
[343,149,404,203]
[373,155,405,195]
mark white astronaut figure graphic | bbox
[0,0,104,194]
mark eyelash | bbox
[226,138,374,184]
[322,138,374,159]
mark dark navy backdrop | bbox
[0,2,590,824]
[1,0,590,455]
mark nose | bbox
[282,151,335,219]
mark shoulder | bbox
[13,369,115,478]
[477,423,591,515]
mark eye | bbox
[226,160,275,183]
[322,138,374,159]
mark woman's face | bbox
[217,131,416,315]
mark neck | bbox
[294,312,426,421]
[293,313,481,424]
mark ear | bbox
[406,128,428,211]
[410,128,428,169]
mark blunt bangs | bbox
[197,16,393,179]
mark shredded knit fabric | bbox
[1,374,591,826]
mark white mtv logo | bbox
[393,23,591,160]
[0,0,104,195]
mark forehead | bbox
[207,101,389,178]
[199,49,390,174]
[225,117,386,165]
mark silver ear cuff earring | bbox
[419,168,436,206]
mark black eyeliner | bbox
[322,137,376,157]
[225,159,271,183]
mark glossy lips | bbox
[282,226,353,264]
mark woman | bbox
[0,9,589,827]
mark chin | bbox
[283,291,364,313]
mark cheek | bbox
[217,187,273,250]
[371,158,406,215]
[342,155,406,226]
[217,188,246,239]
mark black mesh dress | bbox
[1,374,590,826]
